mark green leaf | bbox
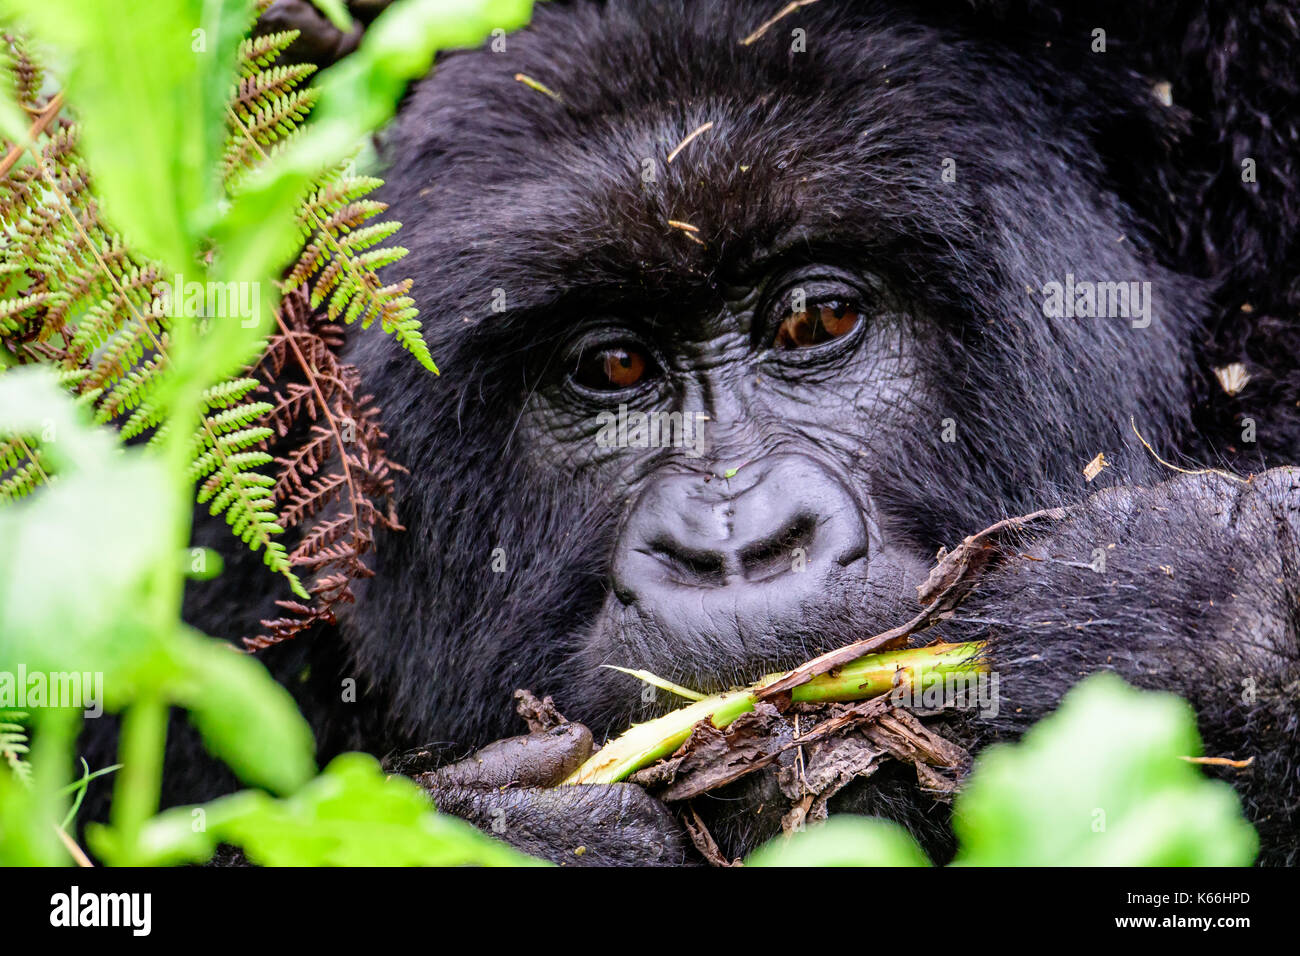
[0,370,184,702]
[0,374,312,812]
[0,707,81,866]
[747,816,932,867]
[310,0,353,33]
[952,673,1259,866]
[173,632,316,795]
[112,753,541,866]
[6,0,255,273]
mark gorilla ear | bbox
[961,0,1300,298]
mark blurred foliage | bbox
[0,0,533,867]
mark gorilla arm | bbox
[949,466,1300,863]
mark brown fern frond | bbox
[244,287,404,649]
[2,33,42,108]
[2,25,425,641]
[273,425,333,496]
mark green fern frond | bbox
[285,170,437,372]
[382,292,437,372]
[95,351,168,423]
[224,86,318,177]
[0,291,65,335]
[235,62,317,110]
[0,437,48,502]
[0,711,33,787]
[0,23,434,602]
[203,376,261,409]
[188,400,306,597]
[0,459,44,501]
[237,28,301,74]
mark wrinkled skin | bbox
[80,0,1300,866]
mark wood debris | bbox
[1214,363,1250,396]
[740,0,820,46]
[515,688,568,732]
[514,72,562,101]
[666,121,714,164]
[1083,451,1109,481]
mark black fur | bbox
[94,0,1300,865]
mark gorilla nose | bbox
[612,456,869,604]
[643,499,818,586]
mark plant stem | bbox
[564,641,985,785]
[110,693,167,865]
[789,641,984,703]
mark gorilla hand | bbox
[412,724,697,866]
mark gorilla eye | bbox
[774,301,861,350]
[571,344,652,392]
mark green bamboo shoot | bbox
[563,641,985,785]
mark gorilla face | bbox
[347,0,1206,749]
[533,266,929,702]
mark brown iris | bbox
[573,346,649,391]
[774,301,861,350]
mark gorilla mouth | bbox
[584,454,927,693]
[569,529,928,735]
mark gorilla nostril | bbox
[619,461,869,596]
[739,514,816,583]
[647,538,728,587]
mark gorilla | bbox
[116,0,1300,865]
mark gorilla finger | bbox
[431,783,696,866]
[417,722,593,790]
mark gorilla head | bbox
[342,0,1208,745]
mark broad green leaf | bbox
[953,673,1258,866]
[747,816,931,867]
[173,631,316,795]
[0,370,184,701]
[109,753,541,866]
[310,0,353,32]
[0,371,312,810]
[0,708,79,866]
